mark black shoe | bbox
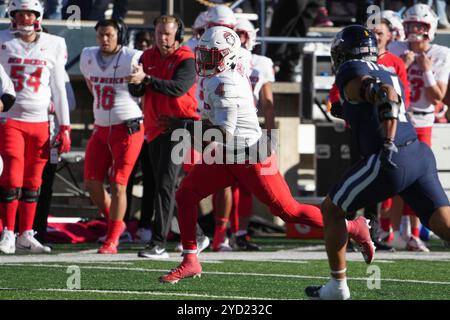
[373,239,395,252]
[235,235,261,251]
[304,285,323,299]
[138,244,169,259]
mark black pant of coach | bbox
[146,130,204,249]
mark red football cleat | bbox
[159,254,202,284]
[348,216,375,264]
[97,241,118,254]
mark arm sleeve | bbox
[50,39,70,126]
[148,58,196,97]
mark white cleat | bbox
[407,236,430,252]
[175,236,211,255]
[0,228,16,254]
[16,230,51,253]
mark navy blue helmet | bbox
[330,25,378,73]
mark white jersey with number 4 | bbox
[80,46,143,126]
[0,30,70,125]
[200,61,262,157]
[388,41,450,127]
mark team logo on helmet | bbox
[224,31,235,46]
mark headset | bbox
[153,15,185,43]
[95,19,129,46]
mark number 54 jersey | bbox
[80,46,143,126]
[0,30,70,124]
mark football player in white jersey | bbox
[80,19,144,254]
[197,5,239,252]
[158,27,372,284]
[219,18,276,251]
[0,0,71,254]
[388,3,450,251]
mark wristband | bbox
[424,70,436,87]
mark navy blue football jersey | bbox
[336,59,417,156]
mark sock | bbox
[212,218,228,250]
[106,220,125,245]
[1,200,18,232]
[18,201,37,235]
[411,227,420,238]
[379,217,392,232]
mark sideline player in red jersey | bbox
[0,0,71,254]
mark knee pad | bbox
[20,188,40,203]
[0,187,21,203]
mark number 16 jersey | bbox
[80,46,143,126]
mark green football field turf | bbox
[0,238,449,300]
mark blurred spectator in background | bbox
[44,0,67,19]
[88,0,128,21]
[313,5,333,27]
[267,0,325,82]
[134,30,154,51]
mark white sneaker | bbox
[214,238,233,252]
[135,228,152,243]
[197,235,210,254]
[175,236,211,254]
[0,228,16,254]
[305,278,350,300]
[16,230,51,253]
[407,236,430,252]
[388,233,407,250]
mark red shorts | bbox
[84,123,144,185]
[0,119,49,189]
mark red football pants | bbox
[176,154,324,250]
[0,119,49,189]
[84,123,144,185]
[0,119,49,233]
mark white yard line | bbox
[2,263,450,286]
[0,287,275,300]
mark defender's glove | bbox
[54,125,71,154]
[379,140,398,169]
